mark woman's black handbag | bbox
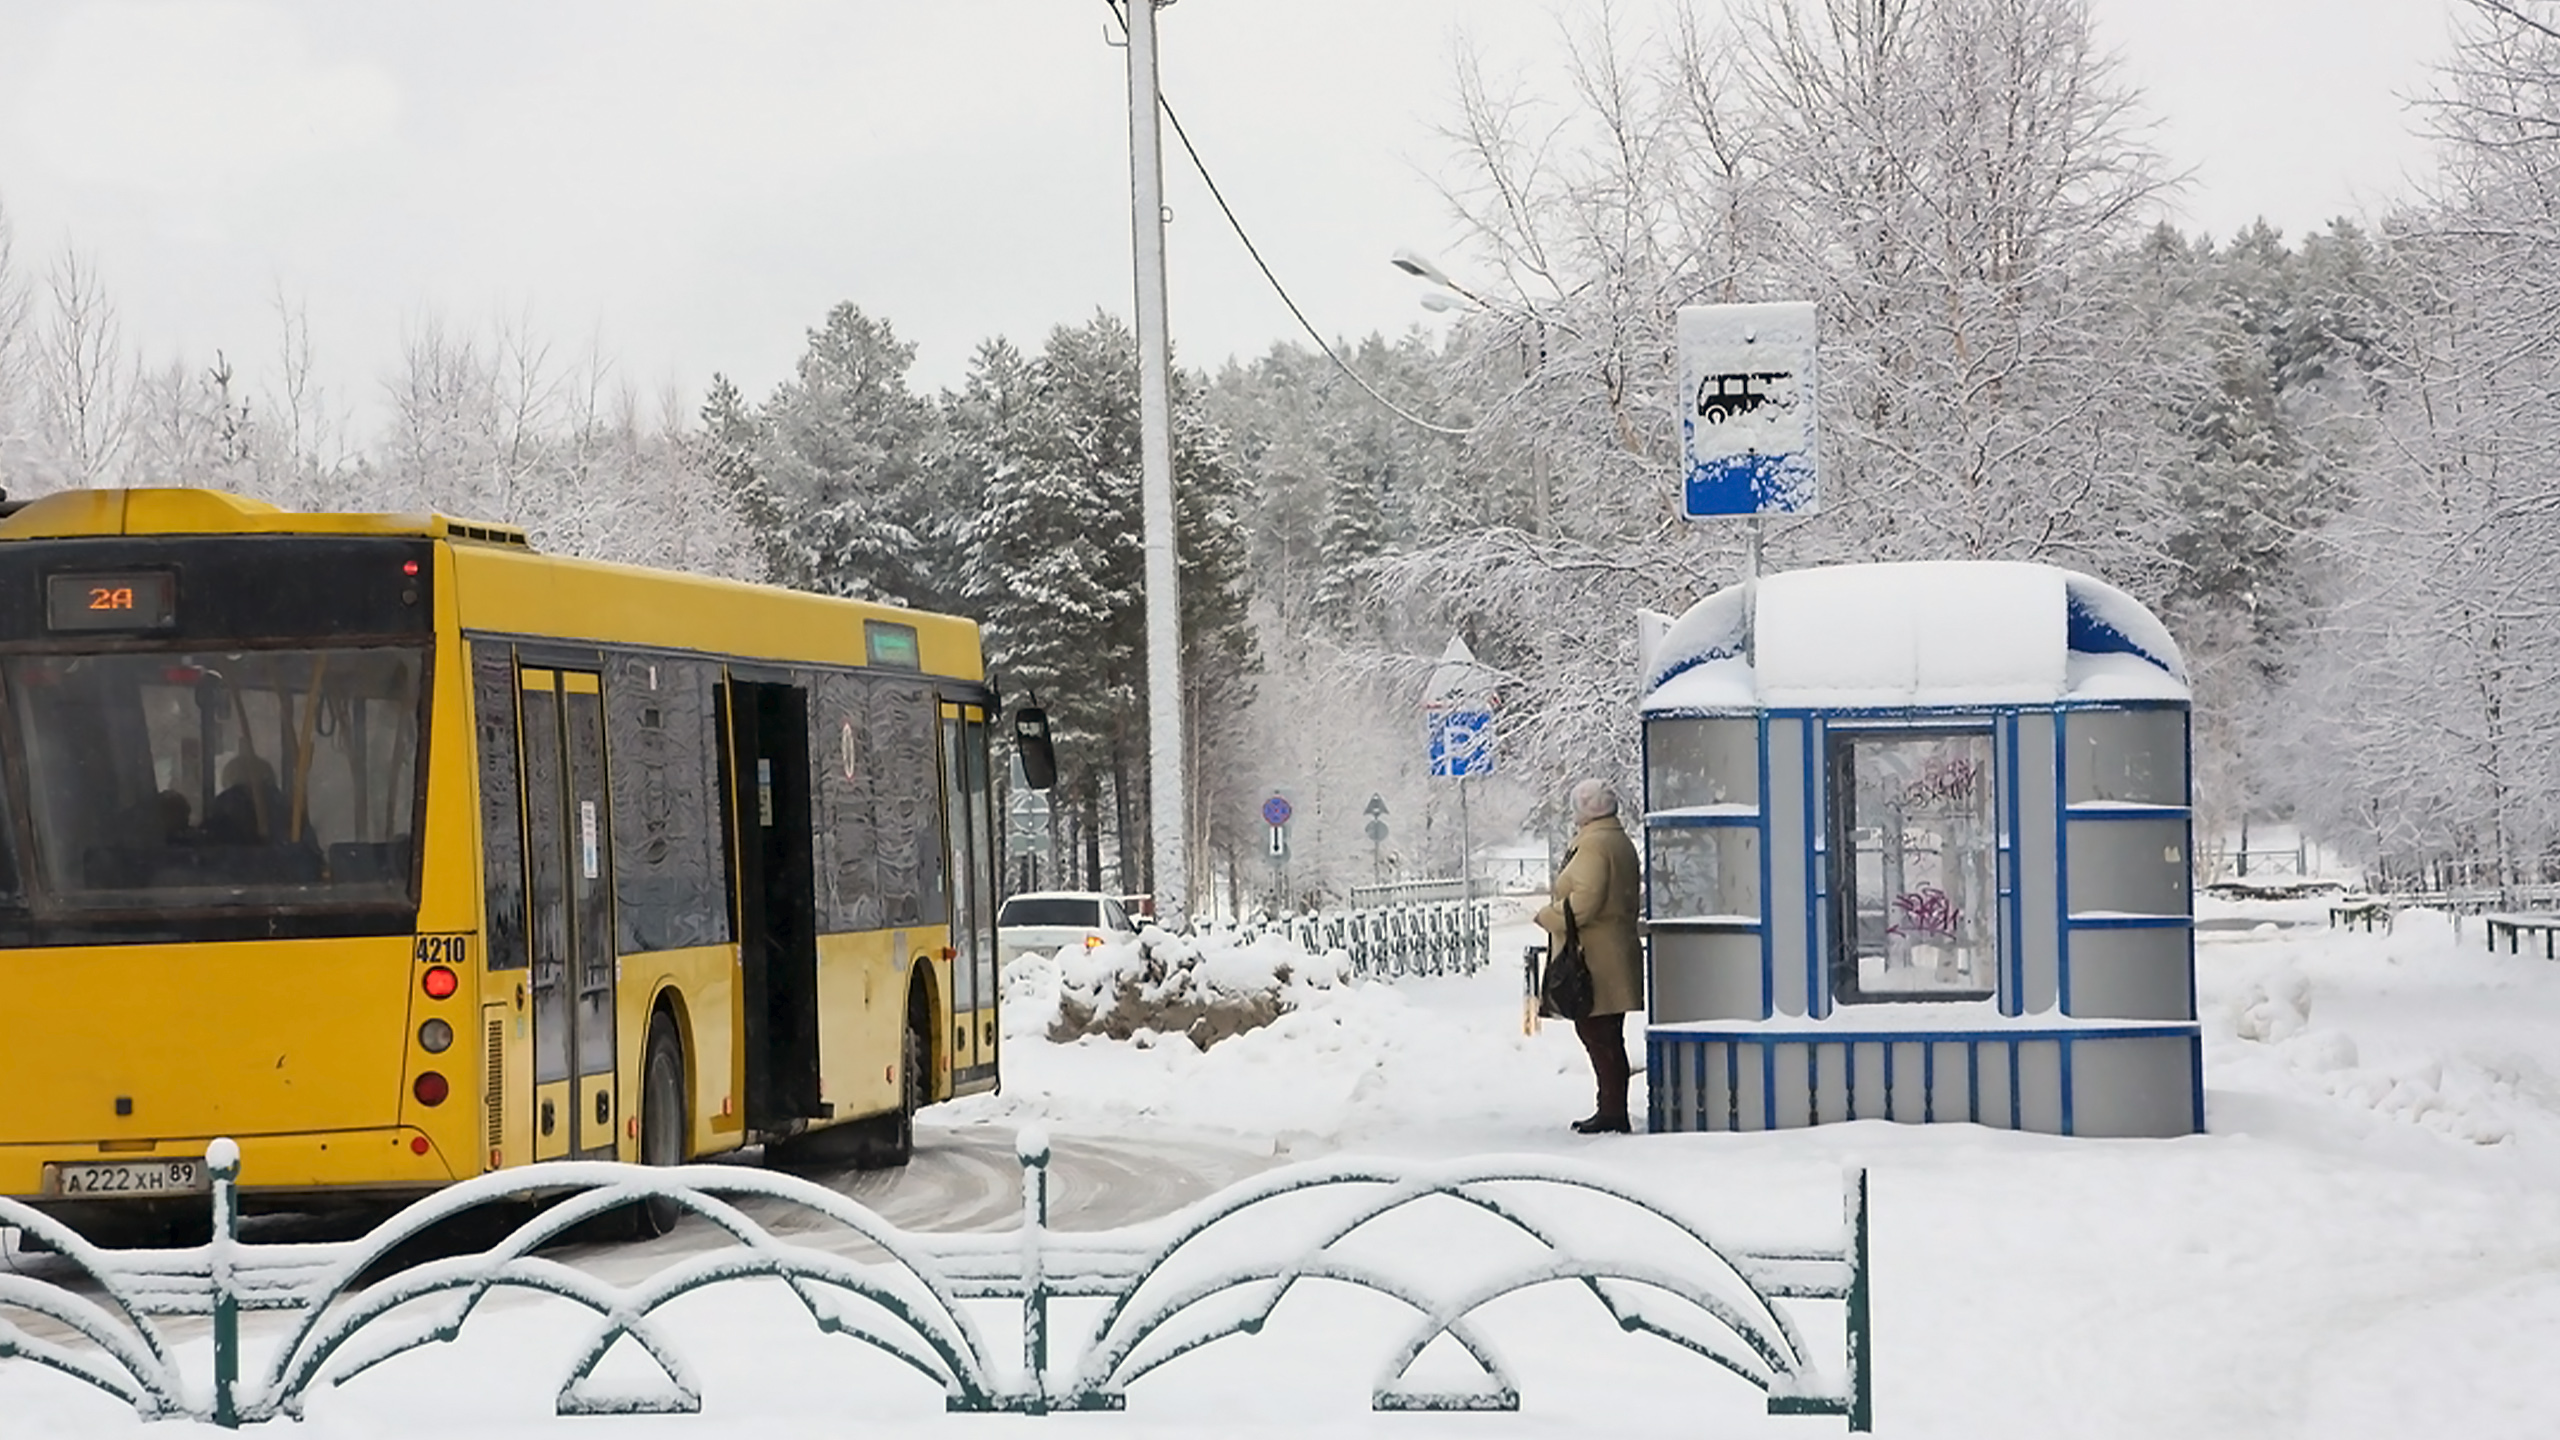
[1540,900,1596,1022]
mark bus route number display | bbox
[46,571,178,632]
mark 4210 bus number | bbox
[413,935,470,965]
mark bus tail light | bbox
[418,1018,454,1053]
[413,1072,449,1106]
[422,966,458,1000]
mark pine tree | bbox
[699,373,778,581]
[751,303,944,607]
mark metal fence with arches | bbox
[0,1132,1870,1430]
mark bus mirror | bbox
[1013,705,1057,791]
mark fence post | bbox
[1847,1167,1871,1433]
[1018,1128,1051,1414]
[208,1137,242,1429]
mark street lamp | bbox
[1392,249,1556,533]
[1391,248,1492,309]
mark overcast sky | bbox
[0,0,2463,434]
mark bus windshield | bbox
[3,645,425,912]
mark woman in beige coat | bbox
[1536,778,1643,1133]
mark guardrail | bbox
[1193,901,1494,979]
[0,1133,1871,1430]
[1294,901,1492,979]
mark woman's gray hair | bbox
[1569,778,1619,822]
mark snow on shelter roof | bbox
[1640,561,2188,715]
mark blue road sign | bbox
[1429,708,1495,779]
[1262,794,1294,828]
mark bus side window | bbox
[874,678,941,929]
[605,654,729,954]
[806,669,880,933]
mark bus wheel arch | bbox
[906,962,942,1103]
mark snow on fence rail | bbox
[0,1132,1871,1430]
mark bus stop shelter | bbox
[1637,560,2200,1137]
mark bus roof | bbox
[0,486,533,548]
[0,488,984,683]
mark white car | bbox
[996,890,1141,963]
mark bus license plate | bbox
[47,1159,210,1199]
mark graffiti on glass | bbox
[1901,755,1983,808]
[1886,885,1961,939]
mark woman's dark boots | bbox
[1571,1014,1634,1133]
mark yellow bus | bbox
[0,488,1039,1240]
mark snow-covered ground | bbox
[10,900,2560,1437]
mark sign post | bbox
[1261,794,1292,913]
[1425,638,1498,902]
[1364,793,1389,883]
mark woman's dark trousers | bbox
[1573,1013,1631,1124]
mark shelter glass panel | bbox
[1649,827,1761,921]
[2064,708,2186,807]
[1646,718,1759,812]
[1830,729,1998,1003]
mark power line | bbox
[1103,0,1479,438]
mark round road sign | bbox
[1261,795,1293,828]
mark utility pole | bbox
[1124,0,1188,925]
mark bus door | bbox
[721,678,823,1132]
[518,667,618,1162]
[941,706,1000,1093]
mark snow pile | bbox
[1755,560,2069,705]
[2212,917,2548,1146]
[955,914,1597,1147]
[1015,927,1352,1051]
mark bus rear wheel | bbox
[629,1011,686,1238]
[854,1021,922,1170]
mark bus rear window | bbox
[0,766,19,910]
[3,646,424,911]
[998,896,1100,928]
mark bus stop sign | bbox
[1678,300,1819,519]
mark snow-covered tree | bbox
[0,203,33,498]
[2255,0,2560,886]
[29,247,133,490]
[742,304,953,610]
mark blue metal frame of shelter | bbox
[1641,701,2203,1136]
[1643,1024,2206,1133]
